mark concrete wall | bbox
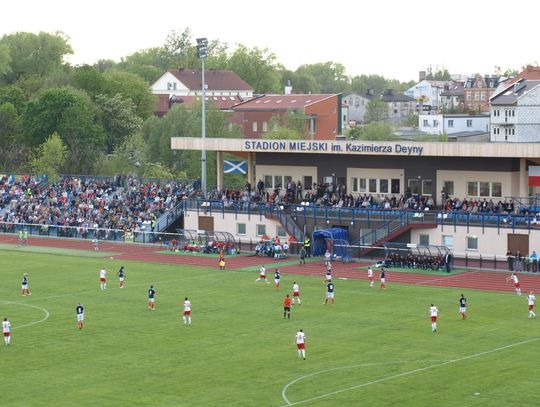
[410,225,540,257]
[435,169,519,201]
[256,164,317,191]
[183,210,287,242]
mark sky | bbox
[2,0,539,82]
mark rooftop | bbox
[168,69,253,92]
[232,94,337,110]
[490,80,540,105]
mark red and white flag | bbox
[529,166,540,186]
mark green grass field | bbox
[0,250,539,407]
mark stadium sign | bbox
[243,140,424,156]
[171,137,540,158]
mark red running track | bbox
[2,235,540,293]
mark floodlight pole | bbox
[201,59,206,198]
[197,38,208,198]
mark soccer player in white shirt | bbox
[324,250,331,267]
[506,272,521,296]
[76,303,84,329]
[99,267,107,290]
[255,265,269,283]
[3,318,11,345]
[183,297,192,325]
[429,304,439,332]
[295,329,306,360]
[292,282,301,305]
[527,292,536,319]
[367,267,374,288]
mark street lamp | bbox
[197,37,208,198]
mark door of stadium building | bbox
[198,216,214,232]
[507,233,529,255]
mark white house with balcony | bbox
[490,79,540,142]
[419,113,490,135]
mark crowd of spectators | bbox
[0,175,41,210]
[207,180,538,219]
[0,175,194,235]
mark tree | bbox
[21,87,106,172]
[0,43,11,78]
[94,93,143,153]
[351,74,386,95]
[95,133,148,177]
[295,62,350,94]
[162,28,199,70]
[22,87,93,146]
[426,66,451,80]
[280,69,320,94]
[72,65,106,97]
[102,70,156,119]
[263,126,303,140]
[0,85,27,113]
[0,31,73,83]
[57,102,106,173]
[365,99,388,122]
[31,133,67,182]
[143,162,186,179]
[347,122,396,141]
[227,45,282,93]
[0,101,29,170]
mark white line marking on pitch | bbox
[280,337,540,406]
[415,270,479,285]
[0,301,50,330]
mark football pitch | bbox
[0,250,538,407]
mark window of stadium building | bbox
[276,226,286,238]
[443,181,454,196]
[264,175,272,188]
[467,181,502,198]
[419,234,430,246]
[237,223,246,236]
[442,235,454,249]
[304,176,313,190]
[352,177,400,194]
[467,236,478,250]
[380,179,389,193]
[257,224,266,237]
[422,179,433,196]
[273,175,283,189]
[408,179,420,195]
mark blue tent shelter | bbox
[312,228,350,257]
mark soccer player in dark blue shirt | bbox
[148,286,156,310]
[325,280,335,305]
[21,273,30,296]
[117,266,125,289]
[274,269,281,289]
[459,294,467,319]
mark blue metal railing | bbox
[182,199,540,234]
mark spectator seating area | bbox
[1,175,194,234]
